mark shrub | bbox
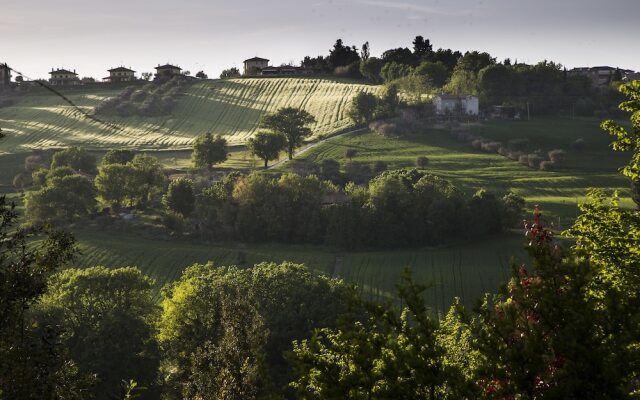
[481,141,502,153]
[321,159,341,179]
[373,160,388,174]
[345,148,358,160]
[570,138,586,152]
[527,154,543,169]
[345,161,372,183]
[163,178,195,217]
[471,139,484,150]
[507,151,522,161]
[518,155,529,166]
[24,155,45,172]
[539,161,555,171]
[416,156,429,167]
[163,210,185,232]
[548,149,566,164]
[508,138,530,151]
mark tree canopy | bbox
[260,107,316,160]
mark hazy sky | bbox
[2,0,639,80]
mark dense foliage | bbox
[36,267,160,400]
[191,133,228,170]
[260,107,317,160]
[0,196,80,399]
[158,262,351,399]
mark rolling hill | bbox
[0,77,377,154]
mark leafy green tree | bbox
[102,149,136,165]
[455,51,496,73]
[195,70,208,79]
[601,80,640,185]
[381,47,417,66]
[376,84,400,118]
[183,290,268,400]
[0,196,83,399]
[413,35,434,58]
[220,67,240,79]
[414,61,449,88]
[129,154,166,207]
[478,64,512,105]
[260,107,316,160]
[158,262,350,399]
[95,163,138,207]
[379,61,414,82]
[247,131,287,169]
[328,39,360,69]
[347,91,378,124]
[444,68,478,95]
[290,271,468,399]
[470,209,626,399]
[25,172,97,225]
[37,267,159,400]
[359,57,383,83]
[192,133,228,170]
[51,147,97,175]
[360,41,370,60]
[468,189,503,235]
[163,178,195,217]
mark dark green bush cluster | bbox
[188,169,520,250]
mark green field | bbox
[72,227,523,313]
[285,117,632,222]
[0,77,376,154]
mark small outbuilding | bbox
[433,95,479,116]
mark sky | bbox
[1,0,639,80]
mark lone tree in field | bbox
[260,107,316,160]
[192,133,228,171]
[348,91,378,124]
[247,131,287,169]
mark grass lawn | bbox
[283,117,632,223]
[71,227,524,313]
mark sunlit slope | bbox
[0,78,377,154]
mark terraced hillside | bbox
[0,77,377,154]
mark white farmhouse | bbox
[433,95,479,116]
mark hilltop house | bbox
[243,57,269,75]
[155,64,182,79]
[568,66,633,87]
[0,63,10,89]
[104,66,136,83]
[49,68,80,85]
[433,95,479,116]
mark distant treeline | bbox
[19,147,524,250]
[298,36,627,117]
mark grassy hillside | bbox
[0,77,376,154]
[72,228,521,313]
[283,117,632,222]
